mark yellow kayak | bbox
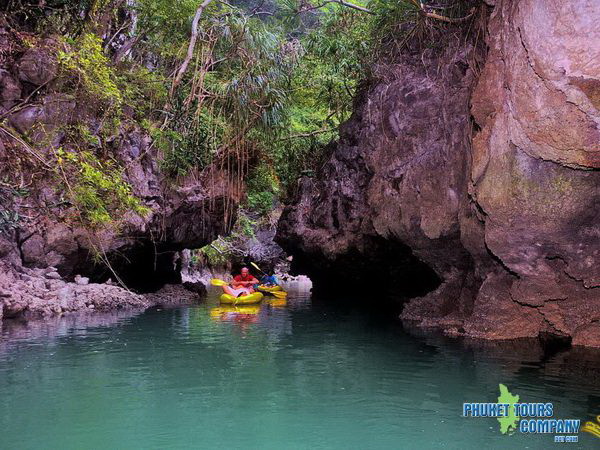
[258,285,282,293]
[265,298,287,308]
[220,291,264,305]
[210,305,261,318]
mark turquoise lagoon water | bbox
[1,281,599,449]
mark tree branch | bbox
[278,128,335,141]
[171,0,214,93]
[336,0,373,14]
[301,0,373,15]
[409,0,476,24]
[423,7,475,23]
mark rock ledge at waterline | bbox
[0,260,199,320]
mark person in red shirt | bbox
[222,267,259,297]
[233,267,259,292]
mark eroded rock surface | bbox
[0,257,201,321]
[278,27,479,299]
[0,25,240,292]
[0,25,226,316]
[277,0,600,347]
[0,259,147,318]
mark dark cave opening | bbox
[287,236,442,303]
[72,241,183,293]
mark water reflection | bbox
[0,308,146,353]
[0,280,599,449]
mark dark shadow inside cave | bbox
[71,241,182,293]
[287,236,442,302]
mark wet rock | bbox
[0,236,20,266]
[243,227,286,270]
[462,0,600,344]
[7,104,44,135]
[0,69,21,110]
[74,275,89,286]
[7,94,76,143]
[182,281,207,296]
[144,284,200,306]
[0,261,149,318]
[17,39,58,86]
[21,235,46,266]
[572,323,600,348]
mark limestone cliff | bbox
[277,0,600,347]
[0,21,239,316]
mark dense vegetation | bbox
[2,0,477,259]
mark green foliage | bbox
[0,210,20,234]
[244,165,280,214]
[55,149,150,227]
[199,210,256,268]
[199,241,230,267]
[246,191,275,215]
[64,124,101,148]
[299,5,370,121]
[0,181,29,234]
[58,33,122,110]
[6,1,96,35]
[9,0,471,240]
[133,0,210,60]
[368,0,418,48]
[236,212,256,238]
[117,66,168,121]
[213,14,294,130]
[153,5,297,179]
[156,108,227,177]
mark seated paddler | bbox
[260,274,278,287]
[221,267,259,297]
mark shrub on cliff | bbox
[54,148,149,228]
[58,33,122,112]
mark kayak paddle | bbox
[250,262,267,275]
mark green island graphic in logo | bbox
[497,384,520,434]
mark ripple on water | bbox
[0,289,599,449]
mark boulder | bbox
[74,275,90,286]
[572,323,600,348]
[0,69,21,110]
[17,39,58,86]
[182,281,207,296]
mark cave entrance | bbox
[287,236,441,302]
[73,241,183,293]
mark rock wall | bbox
[0,22,238,317]
[277,0,600,347]
[278,23,481,298]
[458,0,600,347]
[0,25,240,286]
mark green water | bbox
[1,283,599,449]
